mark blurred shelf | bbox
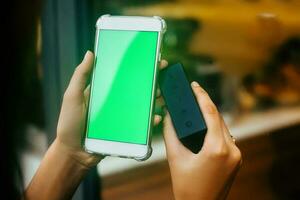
[98,105,300,176]
[102,121,300,200]
[124,2,300,75]
[125,2,300,24]
[22,106,300,179]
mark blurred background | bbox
[20,0,300,199]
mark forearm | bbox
[25,139,91,200]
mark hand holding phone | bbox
[84,15,166,160]
[159,63,207,153]
[56,51,103,169]
[162,81,242,200]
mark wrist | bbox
[25,139,98,200]
[54,138,103,170]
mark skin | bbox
[163,82,242,200]
[25,51,241,200]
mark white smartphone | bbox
[84,15,166,161]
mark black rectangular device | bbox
[159,63,207,153]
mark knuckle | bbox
[203,103,218,115]
[74,66,82,75]
[77,63,89,76]
[204,141,242,167]
[63,89,75,101]
[228,147,242,166]
[63,90,70,100]
[206,142,229,159]
[74,65,88,78]
[233,148,242,162]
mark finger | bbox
[220,115,236,145]
[190,81,223,139]
[159,59,168,70]
[163,112,190,160]
[155,96,165,108]
[156,88,161,98]
[66,51,94,97]
[154,115,162,126]
[155,96,165,112]
[84,85,91,107]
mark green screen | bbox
[86,30,158,144]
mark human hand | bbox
[56,51,167,168]
[163,81,242,200]
[55,51,103,169]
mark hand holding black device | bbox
[159,63,207,153]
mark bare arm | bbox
[163,81,242,200]
[25,52,165,200]
[24,139,97,200]
[25,51,102,200]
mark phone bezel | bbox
[84,15,165,161]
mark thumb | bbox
[65,51,94,99]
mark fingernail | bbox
[157,115,162,121]
[84,51,91,60]
[191,81,199,87]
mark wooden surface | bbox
[101,161,174,200]
[101,124,300,200]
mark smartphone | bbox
[84,15,166,161]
